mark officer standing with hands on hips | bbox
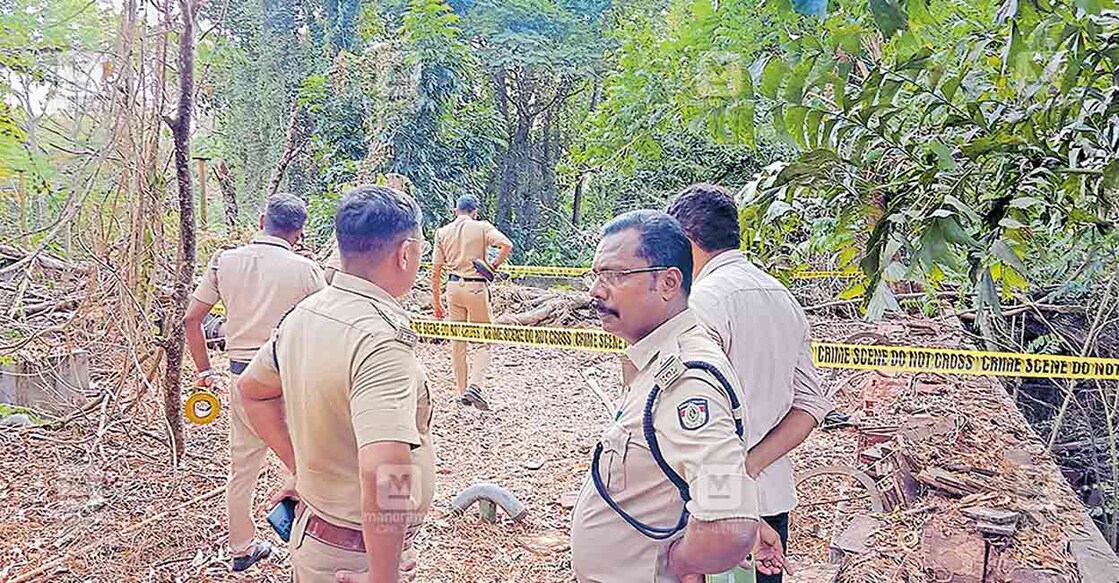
[183,194,325,572]
[430,194,513,410]
[668,184,832,581]
[237,185,434,583]
[571,210,782,582]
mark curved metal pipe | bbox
[450,483,527,521]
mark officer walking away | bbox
[571,210,767,582]
[430,195,512,410]
[668,183,832,581]
[237,185,434,583]
[183,194,325,572]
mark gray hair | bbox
[456,195,480,213]
[262,194,308,235]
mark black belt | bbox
[448,274,486,283]
[230,360,250,375]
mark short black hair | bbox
[262,194,308,235]
[456,195,479,213]
[335,185,422,263]
[666,183,741,252]
[601,210,693,295]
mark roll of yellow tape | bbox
[185,390,221,425]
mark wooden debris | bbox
[961,506,1020,526]
[916,466,987,497]
[831,514,881,558]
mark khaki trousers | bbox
[227,371,270,555]
[290,508,421,582]
[447,280,492,391]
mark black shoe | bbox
[464,386,490,411]
[231,541,273,572]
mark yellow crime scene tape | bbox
[419,262,587,278]
[789,270,861,279]
[419,262,858,280]
[811,342,1119,381]
[411,319,627,353]
[409,320,1119,381]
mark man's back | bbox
[266,273,434,529]
[198,235,324,361]
[434,216,509,276]
[690,251,825,516]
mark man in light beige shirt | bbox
[184,194,325,572]
[668,183,832,582]
[238,185,433,583]
[572,210,763,582]
[431,195,513,410]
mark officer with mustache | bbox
[571,210,772,582]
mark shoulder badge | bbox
[655,354,685,388]
[677,398,710,431]
[395,325,419,348]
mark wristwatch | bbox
[197,369,213,380]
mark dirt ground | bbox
[0,312,1087,582]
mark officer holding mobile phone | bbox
[239,185,434,583]
[184,194,325,573]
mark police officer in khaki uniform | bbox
[237,185,433,583]
[430,195,512,410]
[184,194,325,572]
[572,210,761,582]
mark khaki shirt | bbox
[323,242,342,279]
[571,310,759,582]
[192,234,325,362]
[243,272,435,530]
[690,251,829,516]
[432,215,511,278]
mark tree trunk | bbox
[216,160,238,231]
[196,158,207,230]
[161,0,196,464]
[572,172,589,227]
[266,100,307,199]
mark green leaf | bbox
[878,79,903,105]
[786,105,808,148]
[836,61,852,111]
[1073,0,1102,14]
[805,109,824,149]
[995,0,1018,24]
[868,0,909,38]
[999,216,1026,229]
[1103,158,1119,192]
[730,102,756,148]
[990,238,1028,275]
[928,141,955,169]
[838,280,868,300]
[772,105,795,146]
[941,70,965,102]
[784,58,815,105]
[905,0,933,26]
[761,59,789,99]
[1009,196,1044,209]
[764,200,794,222]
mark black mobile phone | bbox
[267,497,298,543]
